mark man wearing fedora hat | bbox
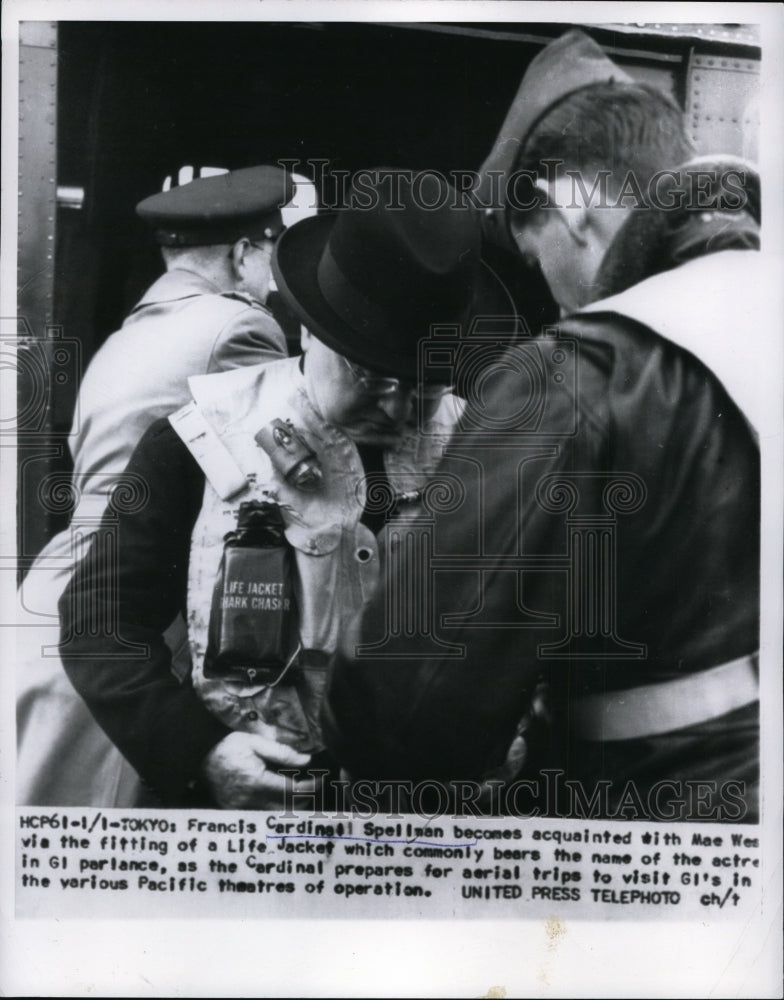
[323,31,763,821]
[59,170,481,808]
[17,165,296,808]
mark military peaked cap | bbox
[136,165,294,247]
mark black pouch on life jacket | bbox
[204,500,296,684]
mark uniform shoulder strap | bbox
[169,402,248,500]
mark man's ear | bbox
[540,177,591,248]
[229,238,250,279]
[510,217,542,268]
[300,327,313,354]
[563,207,590,248]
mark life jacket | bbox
[170,356,461,753]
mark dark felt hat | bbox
[136,165,294,246]
[271,170,481,380]
[479,29,633,249]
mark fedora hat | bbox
[478,29,632,249]
[271,170,481,380]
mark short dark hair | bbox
[509,81,695,224]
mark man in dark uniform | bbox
[18,165,294,806]
[323,31,762,822]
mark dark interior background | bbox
[18,20,759,566]
[54,20,697,373]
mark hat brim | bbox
[272,214,423,380]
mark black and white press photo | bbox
[2,3,782,997]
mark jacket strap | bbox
[581,249,768,433]
[169,402,247,500]
[572,653,758,741]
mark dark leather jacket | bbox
[323,242,760,795]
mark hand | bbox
[202,731,315,809]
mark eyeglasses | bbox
[340,355,450,400]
